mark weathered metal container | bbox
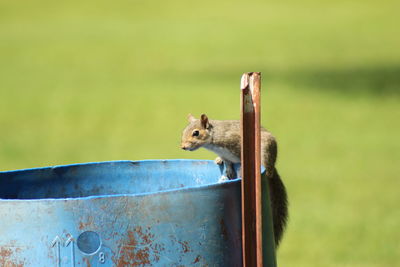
[0,160,242,266]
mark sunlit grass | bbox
[0,0,399,265]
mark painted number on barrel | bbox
[99,252,105,263]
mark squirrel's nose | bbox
[181,144,191,150]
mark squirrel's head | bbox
[181,114,212,151]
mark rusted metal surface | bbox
[241,72,277,267]
[241,72,263,267]
[0,160,242,266]
[0,246,25,267]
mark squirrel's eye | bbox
[192,130,200,137]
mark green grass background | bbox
[1,0,399,266]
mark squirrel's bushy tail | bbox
[268,168,288,247]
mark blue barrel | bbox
[0,160,242,266]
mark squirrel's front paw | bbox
[214,157,223,165]
[218,175,229,183]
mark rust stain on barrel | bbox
[82,257,92,267]
[178,240,191,253]
[220,219,228,241]
[0,247,24,267]
[112,226,164,266]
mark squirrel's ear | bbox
[200,114,210,129]
[187,113,196,122]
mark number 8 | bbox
[99,252,105,263]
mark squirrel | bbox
[180,113,288,247]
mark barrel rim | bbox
[0,159,242,202]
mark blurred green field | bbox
[1,0,399,266]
